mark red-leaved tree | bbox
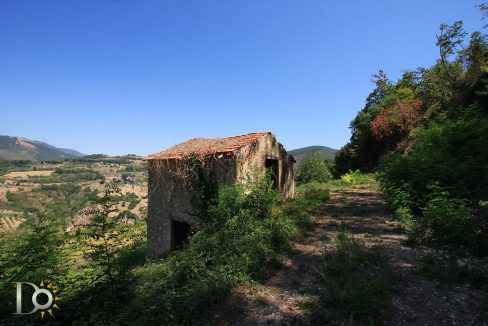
[370,99,423,152]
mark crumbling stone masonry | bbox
[145,132,295,258]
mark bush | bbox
[418,190,473,244]
[333,20,488,255]
[296,152,331,184]
[0,214,64,318]
[121,177,319,325]
[340,170,376,186]
[377,113,488,253]
[0,175,327,324]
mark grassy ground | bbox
[314,229,394,325]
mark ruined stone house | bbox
[145,132,295,258]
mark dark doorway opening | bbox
[265,158,279,190]
[171,219,192,251]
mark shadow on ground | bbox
[207,186,488,326]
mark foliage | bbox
[334,71,417,174]
[71,155,135,164]
[0,184,98,227]
[0,182,147,324]
[0,160,32,176]
[415,253,488,287]
[29,168,101,183]
[370,98,423,147]
[1,172,306,325]
[377,112,488,252]
[340,170,376,186]
[119,176,321,325]
[77,182,133,295]
[0,214,64,318]
[58,220,146,323]
[313,230,393,324]
[294,182,330,210]
[188,153,219,219]
[116,191,141,210]
[124,164,146,172]
[338,13,488,254]
[418,190,473,244]
[295,151,331,184]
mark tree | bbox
[78,182,133,296]
[296,152,331,184]
[370,98,423,152]
[0,214,64,317]
[436,21,467,86]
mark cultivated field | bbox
[0,155,148,232]
[3,170,54,179]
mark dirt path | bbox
[211,185,487,325]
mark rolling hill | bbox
[0,136,84,161]
[289,145,337,162]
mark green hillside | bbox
[289,145,337,162]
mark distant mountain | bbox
[289,145,338,162]
[57,148,84,157]
[0,136,84,161]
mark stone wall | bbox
[235,133,294,201]
[147,155,237,257]
[147,134,294,257]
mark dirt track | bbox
[210,185,488,325]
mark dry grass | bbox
[0,215,21,231]
[3,170,54,179]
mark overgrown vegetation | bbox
[340,169,375,186]
[77,183,135,300]
[0,184,98,219]
[415,253,487,288]
[121,176,320,325]
[189,153,219,220]
[295,151,331,184]
[0,172,327,324]
[294,182,330,210]
[314,230,393,325]
[0,155,148,323]
[335,10,488,254]
[0,180,147,323]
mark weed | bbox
[254,297,269,308]
[416,253,488,288]
[297,298,316,310]
[313,230,393,325]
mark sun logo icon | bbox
[37,280,61,318]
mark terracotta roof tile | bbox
[145,132,271,160]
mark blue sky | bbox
[0,0,484,156]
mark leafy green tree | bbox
[0,214,64,317]
[78,182,133,296]
[296,152,331,184]
[335,70,422,174]
[340,12,488,253]
[436,21,467,86]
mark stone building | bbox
[145,132,295,257]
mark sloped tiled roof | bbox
[145,132,271,160]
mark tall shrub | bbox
[296,152,331,184]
